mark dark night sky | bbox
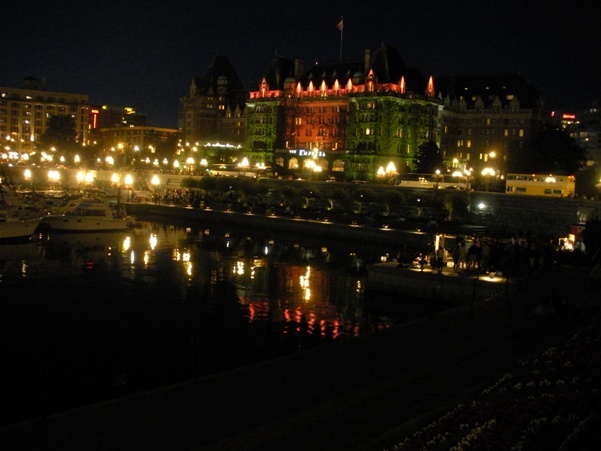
[3,0,599,128]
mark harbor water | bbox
[0,217,437,426]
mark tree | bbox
[351,188,376,214]
[280,186,301,209]
[156,133,179,160]
[324,187,348,211]
[379,190,406,216]
[39,115,78,151]
[443,191,469,221]
[300,187,321,209]
[414,141,444,174]
[506,124,586,174]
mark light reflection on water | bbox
[0,220,420,426]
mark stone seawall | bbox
[468,192,599,238]
[44,168,599,239]
[126,203,434,250]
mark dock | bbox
[367,261,509,303]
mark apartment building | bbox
[0,76,89,156]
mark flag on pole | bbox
[337,16,344,61]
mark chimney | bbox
[294,59,304,79]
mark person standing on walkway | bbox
[466,241,481,271]
[436,245,446,273]
[458,241,467,269]
[452,240,466,270]
[480,239,491,272]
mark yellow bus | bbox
[505,173,575,197]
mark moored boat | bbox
[1,166,44,243]
[0,200,44,244]
[0,214,41,244]
[41,200,130,232]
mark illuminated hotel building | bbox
[242,44,546,179]
[0,76,89,156]
[245,44,441,180]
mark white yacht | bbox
[0,210,42,243]
[41,200,130,232]
[0,192,44,244]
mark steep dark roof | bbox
[193,55,247,109]
[293,43,427,92]
[435,74,544,108]
[368,43,406,83]
[262,55,296,91]
[367,43,427,93]
[300,58,365,87]
[193,56,245,94]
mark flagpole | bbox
[339,16,344,61]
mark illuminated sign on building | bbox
[288,148,326,157]
[90,108,100,129]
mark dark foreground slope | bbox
[1,264,599,451]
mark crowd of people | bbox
[399,231,584,278]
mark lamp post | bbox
[76,170,85,195]
[24,169,34,195]
[124,174,134,202]
[48,169,60,190]
[151,175,160,204]
[386,161,396,177]
[452,170,463,189]
[238,157,250,177]
[482,167,495,192]
[313,164,322,181]
[200,158,208,175]
[434,169,442,189]
[185,157,195,174]
[111,172,120,198]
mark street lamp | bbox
[482,167,495,192]
[238,157,250,177]
[110,173,120,204]
[76,170,85,194]
[452,170,464,189]
[434,169,442,189]
[24,169,34,195]
[386,162,396,175]
[47,169,60,191]
[124,174,134,202]
[313,164,322,180]
[185,157,195,174]
[151,175,160,204]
